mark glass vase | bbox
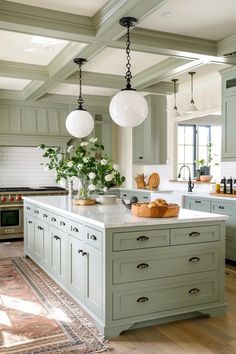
[78,177,90,200]
[68,179,74,198]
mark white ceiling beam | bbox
[111,28,236,65]
[16,0,167,101]
[0,0,95,42]
[0,60,48,80]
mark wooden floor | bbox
[1,240,236,354]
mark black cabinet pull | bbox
[189,232,200,237]
[53,235,60,240]
[137,263,149,269]
[195,200,201,204]
[90,234,97,241]
[143,196,149,199]
[189,256,200,263]
[82,251,88,256]
[51,217,56,222]
[43,213,48,218]
[139,157,143,159]
[219,206,224,209]
[123,194,127,197]
[60,221,66,226]
[34,210,39,214]
[137,297,149,303]
[78,249,83,254]
[28,220,32,224]
[73,227,79,232]
[137,236,149,241]
[189,288,200,295]
[26,206,31,210]
[37,226,43,230]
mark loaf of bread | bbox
[147,198,168,208]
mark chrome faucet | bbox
[178,165,194,192]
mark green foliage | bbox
[38,138,125,192]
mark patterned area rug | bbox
[0,257,109,353]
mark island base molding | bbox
[102,304,227,338]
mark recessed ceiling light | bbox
[162,11,172,17]
[31,36,65,46]
[24,48,36,52]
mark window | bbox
[177,124,221,180]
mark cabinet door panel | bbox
[68,235,85,302]
[34,223,44,260]
[25,214,35,254]
[85,244,103,317]
[222,95,236,159]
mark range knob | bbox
[1,196,7,203]
[16,195,22,201]
[9,196,14,202]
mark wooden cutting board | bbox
[147,173,160,190]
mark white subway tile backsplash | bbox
[0,147,57,187]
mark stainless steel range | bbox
[0,186,67,240]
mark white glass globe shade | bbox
[109,90,148,128]
[65,109,94,138]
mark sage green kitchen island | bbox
[24,196,227,338]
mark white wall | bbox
[0,147,56,187]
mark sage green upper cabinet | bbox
[220,67,236,161]
[132,95,167,165]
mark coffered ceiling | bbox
[0,0,235,105]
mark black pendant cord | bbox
[172,79,178,110]
[125,24,132,90]
[189,72,195,104]
[77,62,84,110]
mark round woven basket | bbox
[131,202,180,218]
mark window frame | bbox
[177,124,211,179]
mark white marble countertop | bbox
[23,196,228,229]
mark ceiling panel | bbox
[84,47,168,76]
[0,77,31,90]
[139,0,236,40]
[5,0,109,16]
[0,30,70,65]
[49,83,117,97]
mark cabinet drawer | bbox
[58,215,68,232]
[86,226,102,250]
[140,193,151,202]
[113,275,219,320]
[211,201,234,215]
[171,226,220,245]
[189,198,211,212]
[49,211,59,227]
[68,220,84,240]
[25,203,33,215]
[113,246,220,284]
[113,229,170,251]
[32,206,42,218]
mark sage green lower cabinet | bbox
[24,200,226,338]
[50,226,67,285]
[184,196,236,261]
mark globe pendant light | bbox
[171,78,180,117]
[186,71,198,113]
[109,17,148,128]
[65,58,94,138]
